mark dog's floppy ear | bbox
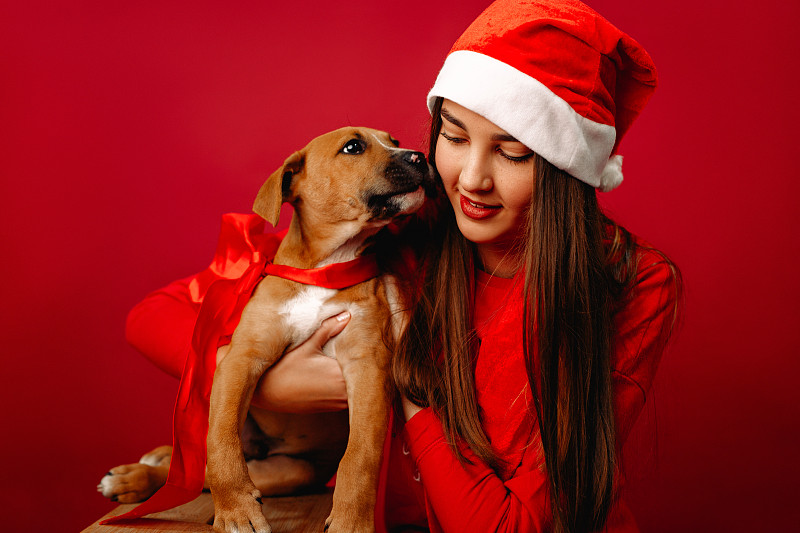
[253,151,305,226]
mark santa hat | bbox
[427,0,657,192]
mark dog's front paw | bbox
[212,488,271,533]
[96,463,166,503]
[324,507,374,533]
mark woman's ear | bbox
[253,151,305,227]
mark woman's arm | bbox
[402,407,548,532]
[401,406,643,532]
[611,249,681,445]
[126,276,202,378]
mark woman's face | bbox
[435,99,535,274]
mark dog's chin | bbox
[365,185,420,218]
[368,186,425,221]
[393,186,426,215]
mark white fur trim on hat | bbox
[427,50,619,190]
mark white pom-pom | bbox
[598,155,624,192]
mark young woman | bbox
[122,1,681,531]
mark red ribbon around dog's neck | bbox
[263,254,379,289]
[102,253,379,525]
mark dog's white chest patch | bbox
[279,285,343,353]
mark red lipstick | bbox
[459,194,500,220]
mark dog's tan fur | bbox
[100,127,429,533]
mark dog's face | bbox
[253,127,432,232]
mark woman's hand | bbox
[216,311,351,413]
[401,394,424,422]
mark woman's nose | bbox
[459,149,493,192]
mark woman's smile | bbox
[459,194,501,220]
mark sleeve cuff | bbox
[402,407,450,461]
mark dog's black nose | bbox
[402,150,427,169]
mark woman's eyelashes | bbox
[439,130,467,144]
[499,149,534,164]
[440,130,534,164]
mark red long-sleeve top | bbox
[126,213,678,532]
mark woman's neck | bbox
[475,243,520,278]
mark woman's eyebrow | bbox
[491,132,521,143]
[441,107,466,130]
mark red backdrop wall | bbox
[2,1,798,531]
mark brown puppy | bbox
[99,127,430,533]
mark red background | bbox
[2,1,798,531]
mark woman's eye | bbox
[342,139,366,154]
[440,131,466,144]
[499,148,534,164]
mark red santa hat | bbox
[427,0,657,191]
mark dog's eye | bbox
[342,139,366,155]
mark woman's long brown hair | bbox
[393,97,681,533]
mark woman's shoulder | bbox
[625,233,681,308]
[603,223,681,306]
[608,226,683,376]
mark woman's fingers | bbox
[307,310,351,349]
[216,311,350,367]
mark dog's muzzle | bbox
[366,150,431,219]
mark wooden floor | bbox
[82,492,333,533]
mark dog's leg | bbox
[325,338,391,533]
[207,340,284,533]
[97,445,172,503]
